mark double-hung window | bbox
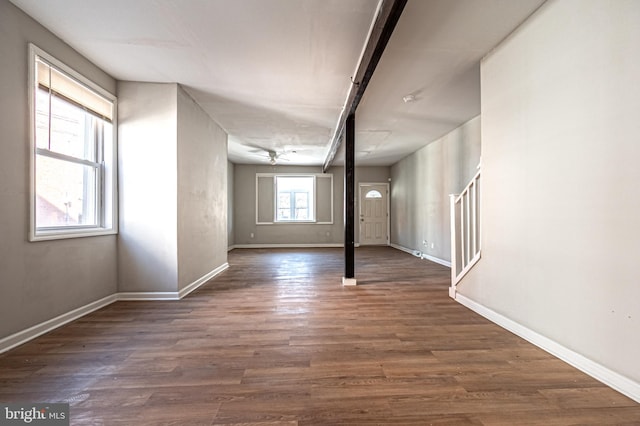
[275,176,315,222]
[29,44,117,241]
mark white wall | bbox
[117,82,178,292]
[177,86,228,290]
[391,117,481,262]
[461,0,640,387]
[0,0,118,340]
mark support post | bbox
[343,113,356,286]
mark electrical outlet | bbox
[422,240,427,246]
[250,233,254,239]
[431,243,434,249]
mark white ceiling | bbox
[10,0,545,167]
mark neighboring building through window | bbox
[275,175,315,222]
[29,44,117,241]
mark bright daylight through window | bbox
[29,44,117,241]
[276,176,315,222]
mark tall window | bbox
[275,176,315,222]
[29,44,117,241]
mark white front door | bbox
[359,183,389,245]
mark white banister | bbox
[449,169,481,298]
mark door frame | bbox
[358,182,390,246]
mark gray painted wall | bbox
[390,117,481,262]
[118,82,179,292]
[234,165,343,245]
[177,86,228,290]
[118,82,229,293]
[0,0,118,339]
[233,165,389,245]
[461,0,640,384]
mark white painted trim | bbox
[256,173,273,225]
[0,294,117,354]
[420,253,452,268]
[390,243,415,256]
[318,174,334,225]
[256,172,334,226]
[0,263,230,353]
[118,262,230,301]
[233,243,344,249]
[390,244,452,268]
[117,292,180,301]
[448,286,457,299]
[342,277,357,286]
[455,293,640,404]
[28,44,118,242]
[179,262,229,299]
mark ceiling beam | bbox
[322,0,407,172]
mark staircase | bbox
[449,169,481,298]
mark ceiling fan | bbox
[246,144,292,165]
[267,150,287,165]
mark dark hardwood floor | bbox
[1,247,638,425]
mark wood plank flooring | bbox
[1,247,638,425]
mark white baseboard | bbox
[390,243,452,268]
[455,293,640,404]
[420,253,452,268]
[179,262,229,299]
[233,243,344,249]
[117,292,180,301]
[0,262,230,353]
[0,294,117,354]
[448,286,457,299]
[390,243,415,256]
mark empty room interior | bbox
[1,0,639,424]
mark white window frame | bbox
[28,44,118,241]
[255,173,333,225]
[274,175,316,223]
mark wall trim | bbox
[117,292,180,301]
[421,253,452,268]
[0,262,230,354]
[233,243,344,249]
[391,243,452,268]
[0,294,118,354]
[390,243,415,256]
[179,262,229,299]
[455,293,640,404]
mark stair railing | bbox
[449,168,481,298]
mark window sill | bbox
[29,227,117,242]
[274,220,316,224]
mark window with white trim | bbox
[29,44,117,241]
[275,176,315,222]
